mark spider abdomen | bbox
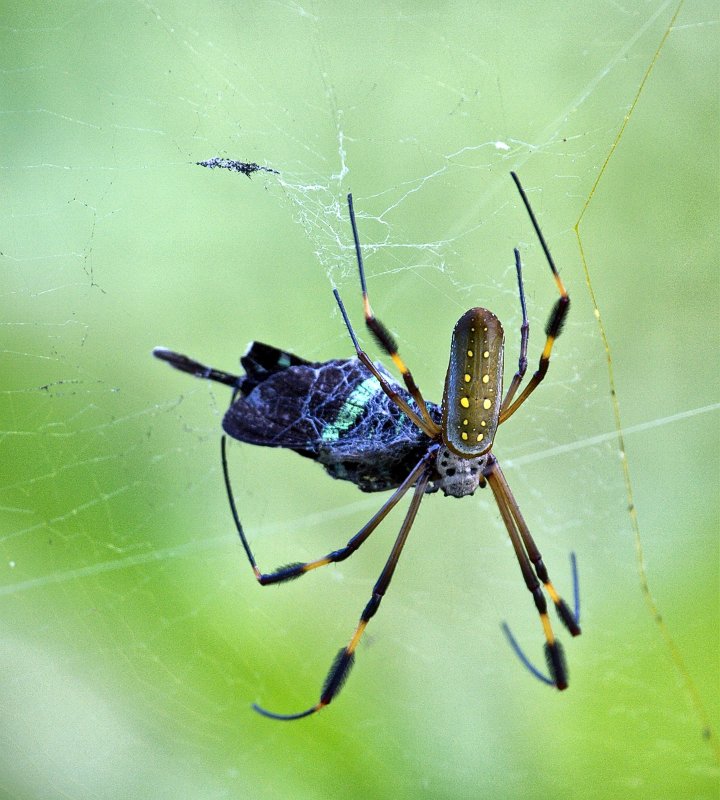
[441,307,504,458]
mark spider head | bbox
[433,447,487,498]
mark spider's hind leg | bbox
[344,193,439,435]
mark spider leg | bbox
[346,193,439,435]
[493,460,580,637]
[500,622,554,686]
[254,466,432,720]
[334,289,437,438]
[484,455,579,690]
[500,248,529,411]
[222,436,437,585]
[501,553,580,686]
[500,173,570,423]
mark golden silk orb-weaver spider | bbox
[154,172,580,720]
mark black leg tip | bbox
[252,702,321,721]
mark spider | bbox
[153,172,581,720]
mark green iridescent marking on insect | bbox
[322,377,382,442]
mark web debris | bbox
[197,157,280,178]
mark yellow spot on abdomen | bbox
[467,350,473,357]
[476,433,484,442]
[483,350,490,358]
[482,374,489,384]
[483,399,491,410]
[461,432,468,441]
[464,373,471,383]
[460,397,470,408]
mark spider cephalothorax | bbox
[432,447,487,498]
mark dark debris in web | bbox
[197,157,279,177]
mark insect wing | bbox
[239,341,315,396]
[316,378,436,492]
[223,358,379,452]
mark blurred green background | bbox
[1,2,718,798]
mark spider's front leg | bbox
[252,452,436,720]
[484,455,580,690]
[222,436,431,585]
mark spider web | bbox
[2,2,718,799]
